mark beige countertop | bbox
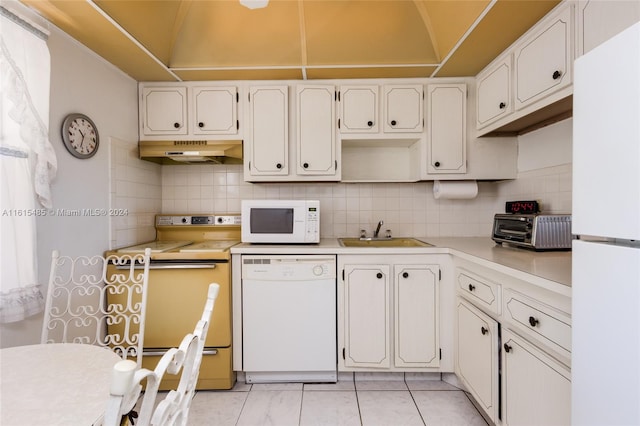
[422,237,571,289]
[231,237,572,290]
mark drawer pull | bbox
[528,316,539,327]
[468,284,476,291]
[376,272,383,279]
[504,343,512,353]
[402,272,409,278]
[552,70,562,80]
[481,326,488,335]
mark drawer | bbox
[457,268,501,315]
[503,289,571,356]
[143,347,235,390]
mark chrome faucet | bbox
[374,220,384,238]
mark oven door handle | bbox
[143,349,219,356]
[116,263,218,270]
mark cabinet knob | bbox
[303,163,309,169]
[434,161,441,168]
[367,121,374,127]
[198,122,205,128]
[276,163,282,169]
[552,70,562,80]
[481,326,488,335]
[390,120,397,126]
[528,316,539,327]
[402,272,409,278]
[499,102,506,109]
[468,284,475,291]
[376,272,383,279]
[504,343,512,353]
[173,122,180,129]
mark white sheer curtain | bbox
[0,7,57,323]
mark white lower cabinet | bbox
[342,263,390,368]
[338,255,440,371]
[501,329,571,425]
[454,262,571,425]
[456,298,499,423]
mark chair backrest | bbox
[104,283,220,426]
[41,248,151,367]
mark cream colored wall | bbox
[0,12,140,348]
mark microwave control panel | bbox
[305,206,319,242]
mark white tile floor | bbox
[186,375,488,426]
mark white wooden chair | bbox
[41,248,151,366]
[104,283,220,426]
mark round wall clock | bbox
[61,113,99,159]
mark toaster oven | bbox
[492,214,572,250]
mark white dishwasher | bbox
[241,255,337,383]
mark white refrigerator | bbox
[572,22,640,425]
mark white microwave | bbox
[241,200,320,243]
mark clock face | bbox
[61,113,99,159]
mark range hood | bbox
[139,140,243,165]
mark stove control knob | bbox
[217,217,224,223]
[181,217,188,223]
[313,265,324,276]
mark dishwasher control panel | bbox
[241,255,336,280]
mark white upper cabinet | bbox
[474,2,575,137]
[383,85,424,133]
[246,85,289,177]
[425,83,467,174]
[339,85,379,133]
[339,84,424,135]
[140,86,188,136]
[476,54,512,130]
[578,0,640,56]
[296,85,338,176]
[513,3,573,110]
[192,86,238,135]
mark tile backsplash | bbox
[109,138,162,249]
[159,163,572,239]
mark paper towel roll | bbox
[433,180,478,200]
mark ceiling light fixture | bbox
[240,0,269,10]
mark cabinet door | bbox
[339,85,378,133]
[514,4,572,110]
[578,0,640,56]
[394,264,439,367]
[343,264,390,368]
[456,299,499,423]
[296,85,337,176]
[426,84,467,174]
[476,55,512,130]
[247,86,288,176]
[502,329,571,425]
[383,85,423,133]
[140,87,188,136]
[193,86,238,135]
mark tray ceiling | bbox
[20,0,560,81]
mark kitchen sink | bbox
[338,238,432,248]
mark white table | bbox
[0,343,121,426]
